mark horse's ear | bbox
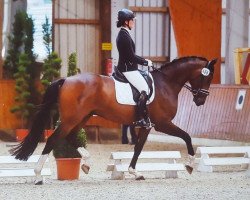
[209,58,217,67]
[207,58,217,72]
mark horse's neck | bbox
[154,62,196,94]
[161,63,199,91]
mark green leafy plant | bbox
[24,14,37,79]
[3,11,26,78]
[4,11,36,80]
[42,16,52,56]
[67,52,80,76]
[40,52,61,129]
[41,17,61,93]
[41,52,62,92]
[53,128,87,158]
[5,11,37,127]
[40,17,61,129]
[10,53,35,128]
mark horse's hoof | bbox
[81,164,90,174]
[34,176,44,185]
[185,165,193,174]
[135,175,145,180]
[128,167,136,175]
[34,180,43,185]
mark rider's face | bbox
[126,19,135,29]
[129,19,135,29]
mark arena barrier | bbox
[0,155,51,177]
[196,146,250,176]
[106,151,185,180]
[173,84,250,142]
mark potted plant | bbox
[41,17,62,139]
[10,53,35,141]
[53,128,87,180]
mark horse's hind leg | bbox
[34,154,49,185]
[129,128,150,180]
[34,125,61,185]
[155,122,195,174]
[65,127,91,174]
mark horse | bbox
[10,56,217,184]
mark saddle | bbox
[112,66,154,103]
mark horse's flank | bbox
[59,73,136,128]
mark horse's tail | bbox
[10,78,66,161]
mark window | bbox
[27,0,52,61]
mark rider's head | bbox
[117,8,135,30]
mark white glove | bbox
[145,59,153,67]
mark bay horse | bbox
[10,56,216,184]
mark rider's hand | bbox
[146,59,153,67]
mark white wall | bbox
[27,0,52,61]
[111,0,170,69]
[111,0,128,66]
[2,0,27,59]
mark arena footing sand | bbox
[0,140,250,200]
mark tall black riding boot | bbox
[133,91,154,129]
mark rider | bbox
[116,8,154,128]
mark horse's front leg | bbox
[77,147,90,174]
[155,122,195,174]
[129,128,150,180]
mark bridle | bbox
[184,82,210,97]
[184,60,213,97]
[152,60,213,97]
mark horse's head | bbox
[188,58,217,106]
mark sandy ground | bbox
[0,139,250,200]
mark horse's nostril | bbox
[193,97,205,106]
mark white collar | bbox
[121,27,131,35]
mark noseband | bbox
[184,84,209,96]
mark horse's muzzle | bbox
[193,96,206,106]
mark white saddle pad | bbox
[113,73,155,105]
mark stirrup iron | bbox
[133,118,154,129]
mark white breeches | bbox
[123,70,150,95]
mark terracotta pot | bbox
[15,129,29,141]
[44,129,54,140]
[56,158,81,180]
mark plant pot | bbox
[56,158,81,180]
[15,129,29,141]
[44,129,54,140]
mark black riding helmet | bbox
[117,8,135,28]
